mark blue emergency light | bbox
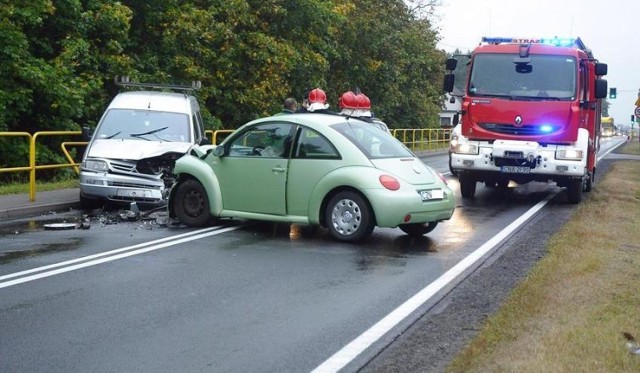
[482,37,576,47]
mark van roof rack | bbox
[114,76,202,92]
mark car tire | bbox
[459,174,476,198]
[325,191,374,243]
[173,179,212,227]
[79,192,102,210]
[399,222,438,237]
[566,178,582,204]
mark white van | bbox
[79,82,207,209]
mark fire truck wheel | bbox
[459,174,476,198]
[566,179,582,204]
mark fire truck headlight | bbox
[556,149,583,160]
[454,143,479,155]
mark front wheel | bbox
[566,178,583,204]
[459,174,476,198]
[325,191,374,243]
[399,222,438,237]
[173,179,212,227]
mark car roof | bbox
[108,91,195,114]
[251,113,361,127]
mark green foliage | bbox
[0,0,448,182]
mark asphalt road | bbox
[0,137,631,372]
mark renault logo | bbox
[514,115,523,127]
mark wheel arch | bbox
[169,157,223,218]
[317,186,377,228]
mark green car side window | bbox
[228,122,295,158]
[295,127,339,159]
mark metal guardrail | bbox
[1,128,452,201]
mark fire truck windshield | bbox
[468,54,576,101]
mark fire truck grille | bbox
[479,123,541,136]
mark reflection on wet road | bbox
[0,139,627,373]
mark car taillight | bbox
[379,175,400,190]
[437,172,448,184]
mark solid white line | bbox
[0,226,223,282]
[311,194,554,373]
[0,225,243,289]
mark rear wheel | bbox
[459,174,476,198]
[325,191,374,243]
[173,179,212,227]
[399,222,438,237]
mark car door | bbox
[214,122,295,215]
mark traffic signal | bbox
[609,87,617,99]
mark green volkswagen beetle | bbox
[168,113,455,242]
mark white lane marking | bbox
[0,226,223,282]
[0,225,243,289]
[311,194,554,373]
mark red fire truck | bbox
[443,37,608,203]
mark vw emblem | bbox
[514,115,523,127]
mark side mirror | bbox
[443,73,455,93]
[595,79,608,99]
[81,126,93,141]
[452,113,460,125]
[595,63,608,76]
[213,145,225,157]
[445,58,458,71]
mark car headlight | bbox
[82,159,109,172]
[556,149,583,160]
[453,143,479,155]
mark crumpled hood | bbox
[87,139,192,160]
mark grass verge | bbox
[0,178,79,196]
[448,142,640,372]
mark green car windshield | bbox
[331,121,413,159]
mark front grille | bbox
[109,181,162,189]
[479,123,550,136]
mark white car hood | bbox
[87,139,192,160]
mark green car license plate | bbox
[419,189,444,201]
[501,166,530,174]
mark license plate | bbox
[116,189,152,198]
[418,189,444,201]
[501,166,530,174]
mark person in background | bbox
[295,90,310,113]
[274,97,297,115]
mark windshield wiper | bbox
[130,126,169,138]
[105,131,121,139]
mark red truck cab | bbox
[443,37,608,203]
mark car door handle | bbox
[272,167,286,174]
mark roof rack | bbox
[114,76,202,92]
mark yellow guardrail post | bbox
[61,141,88,174]
[30,131,82,201]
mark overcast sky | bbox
[432,0,638,126]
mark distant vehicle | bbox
[444,36,608,204]
[79,80,207,209]
[601,116,615,137]
[168,113,455,242]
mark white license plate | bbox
[116,189,153,198]
[501,166,530,174]
[419,189,444,201]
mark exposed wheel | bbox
[566,178,582,204]
[459,174,476,198]
[325,191,374,242]
[399,222,438,237]
[79,192,102,210]
[173,179,212,227]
